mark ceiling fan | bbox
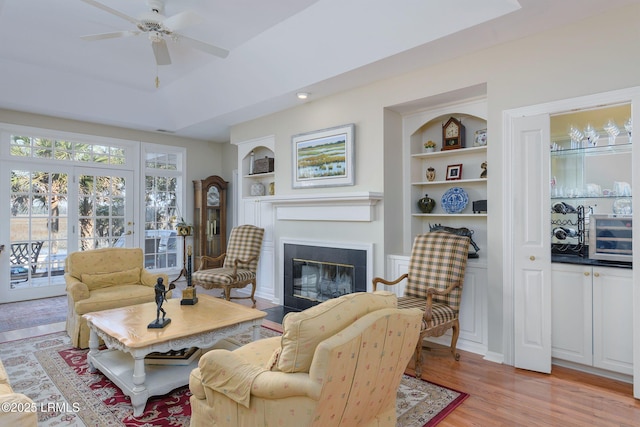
[79,0,229,66]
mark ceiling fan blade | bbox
[176,34,229,59]
[162,10,203,32]
[81,30,139,41]
[152,40,172,66]
[80,0,139,26]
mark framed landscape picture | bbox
[292,123,355,188]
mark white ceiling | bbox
[0,0,635,142]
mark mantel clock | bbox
[442,117,466,150]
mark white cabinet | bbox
[552,263,632,376]
[241,199,275,301]
[551,263,593,365]
[234,136,276,302]
[385,254,487,354]
[593,266,633,374]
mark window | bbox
[10,135,126,165]
[143,145,186,270]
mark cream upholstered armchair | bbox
[189,291,422,427]
[65,247,169,348]
[192,224,264,308]
[373,231,470,378]
[0,359,37,426]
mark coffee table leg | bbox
[252,323,261,341]
[87,328,99,373]
[131,356,148,417]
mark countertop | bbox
[551,244,632,269]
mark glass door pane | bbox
[76,169,134,251]
[6,168,69,300]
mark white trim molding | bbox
[270,192,383,222]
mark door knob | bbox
[529,256,535,261]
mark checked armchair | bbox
[373,231,470,377]
[193,224,264,307]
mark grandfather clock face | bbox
[442,117,465,150]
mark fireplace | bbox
[283,242,369,310]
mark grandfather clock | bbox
[193,175,227,270]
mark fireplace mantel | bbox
[269,192,383,222]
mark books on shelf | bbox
[145,347,201,366]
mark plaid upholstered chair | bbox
[193,225,264,308]
[372,231,470,377]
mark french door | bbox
[1,164,133,302]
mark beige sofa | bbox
[0,359,37,426]
[189,291,422,427]
[65,247,169,348]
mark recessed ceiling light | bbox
[297,92,310,100]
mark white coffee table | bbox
[83,294,266,417]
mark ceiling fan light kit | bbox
[80,0,229,68]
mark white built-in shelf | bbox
[411,145,487,159]
[412,213,488,218]
[412,178,487,186]
[244,172,274,179]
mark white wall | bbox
[230,3,640,357]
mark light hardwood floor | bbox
[2,295,640,426]
[406,343,640,426]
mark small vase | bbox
[417,194,436,213]
[424,146,435,153]
[426,167,436,182]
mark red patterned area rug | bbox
[1,330,468,427]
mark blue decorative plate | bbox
[441,187,469,214]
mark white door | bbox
[1,165,134,302]
[512,114,552,373]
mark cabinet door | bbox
[551,264,593,365]
[512,114,552,373]
[458,264,487,349]
[593,267,633,375]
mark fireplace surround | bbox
[282,240,371,310]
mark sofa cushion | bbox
[66,247,144,280]
[276,291,397,373]
[81,267,141,291]
[73,284,156,315]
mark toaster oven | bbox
[588,214,632,262]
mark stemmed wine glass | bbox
[583,123,599,147]
[624,118,632,143]
[568,126,584,149]
[603,119,620,146]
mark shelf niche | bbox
[403,98,488,258]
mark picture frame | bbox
[292,123,355,188]
[446,164,463,181]
[474,128,487,146]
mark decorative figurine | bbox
[148,277,176,329]
[181,245,198,305]
[429,223,481,258]
[480,161,487,179]
[426,167,436,182]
